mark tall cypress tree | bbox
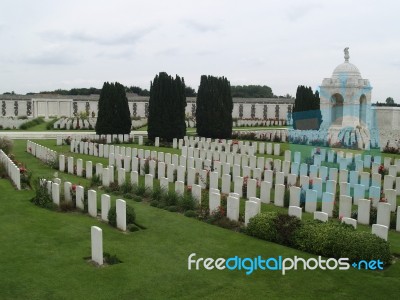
[95,82,132,134]
[196,75,233,138]
[292,85,322,130]
[147,72,186,141]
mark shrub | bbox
[151,185,164,201]
[30,179,54,209]
[293,220,391,264]
[247,214,392,265]
[213,217,243,231]
[167,206,178,212]
[370,206,378,225]
[127,224,140,232]
[283,189,290,208]
[390,212,397,230]
[134,184,147,197]
[46,118,59,130]
[157,202,166,209]
[246,212,278,242]
[120,181,134,194]
[163,190,179,206]
[90,174,102,187]
[132,195,142,202]
[150,200,159,207]
[184,210,197,218]
[59,201,75,212]
[0,137,13,154]
[273,213,302,246]
[178,193,197,211]
[108,204,136,228]
[0,162,7,178]
[19,117,44,130]
[104,182,120,193]
[104,252,122,265]
[123,193,134,199]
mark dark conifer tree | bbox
[147,72,186,141]
[196,75,233,138]
[95,82,131,134]
[292,85,322,130]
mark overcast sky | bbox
[0,0,399,101]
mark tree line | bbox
[95,73,233,140]
[21,84,289,98]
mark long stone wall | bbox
[2,95,399,135]
[0,95,295,120]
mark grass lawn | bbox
[1,139,400,299]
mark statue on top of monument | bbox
[344,47,350,62]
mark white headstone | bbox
[175,180,185,196]
[91,226,103,265]
[342,217,357,229]
[305,189,317,213]
[76,185,85,210]
[357,199,371,225]
[116,199,126,231]
[314,211,329,222]
[101,194,111,221]
[372,224,388,241]
[321,192,334,217]
[88,189,97,217]
[227,196,240,221]
[288,206,302,219]
[274,184,285,207]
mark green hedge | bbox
[19,117,45,129]
[247,213,392,265]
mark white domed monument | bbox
[319,48,374,149]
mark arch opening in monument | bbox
[331,93,344,126]
[359,94,367,126]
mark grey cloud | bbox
[195,50,216,56]
[40,27,155,46]
[24,50,80,65]
[286,3,323,21]
[182,19,219,33]
[96,48,135,60]
[155,47,180,56]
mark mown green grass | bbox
[2,139,400,299]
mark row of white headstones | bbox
[48,137,400,240]
[64,135,284,155]
[28,140,399,256]
[0,149,21,189]
[33,139,400,207]
[66,138,399,194]
[38,177,127,266]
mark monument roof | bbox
[332,62,362,79]
[331,47,362,79]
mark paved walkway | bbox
[0,127,288,140]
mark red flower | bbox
[187,185,192,191]
[19,167,26,174]
[71,184,77,192]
